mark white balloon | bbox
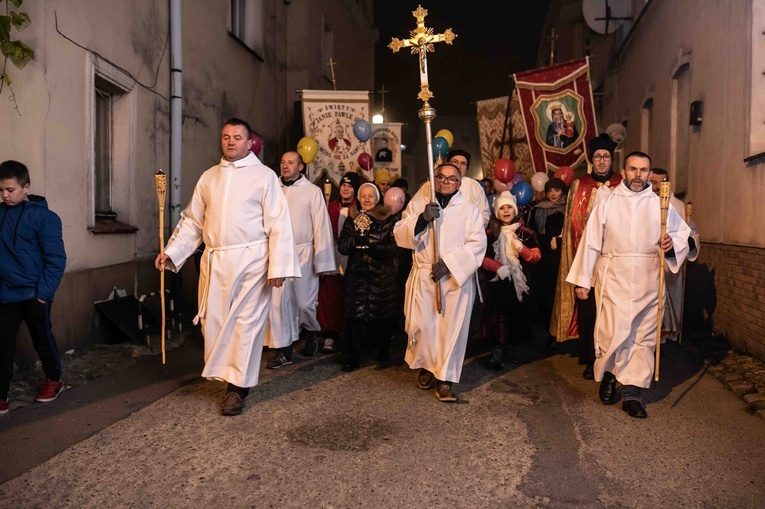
[531,172,550,193]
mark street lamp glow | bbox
[372,113,384,124]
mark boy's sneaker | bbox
[0,398,8,415]
[266,351,292,369]
[36,379,64,403]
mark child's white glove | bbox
[496,265,512,280]
[511,237,523,253]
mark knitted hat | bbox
[340,171,361,193]
[544,177,567,193]
[358,182,381,203]
[446,148,471,166]
[374,168,391,186]
[493,191,517,218]
[588,133,617,157]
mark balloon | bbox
[250,133,263,156]
[510,181,534,207]
[384,186,406,215]
[435,129,454,148]
[297,136,318,164]
[357,152,373,171]
[509,173,525,188]
[554,166,574,187]
[353,119,371,142]
[432,136,449,160]
[493,179,509,194]
[531,172,549,192]
[493,158,516,183]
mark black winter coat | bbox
[338,204,405,321]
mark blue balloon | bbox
[353,119,371,142]
[510,180,533,207]
[432,136,449,159]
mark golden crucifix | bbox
[389,5,456,104]
[326,58,337,90]
[389,5,457,314]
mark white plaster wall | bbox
[600,0,764,247]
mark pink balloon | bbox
[358,152,373,171]
[250,133,263,156]
[384,186,406,215]
[493,179,509,194]
[509,173,525,189]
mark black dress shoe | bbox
[622,400,648,418]
[582,363,594,380]
[599,372,619,405]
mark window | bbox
[228,0,265,58]
[640,97,653,155]
[89,55,138,233]
[670,53,691,196]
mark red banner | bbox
[513,57,598,173]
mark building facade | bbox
[1,0,376,367]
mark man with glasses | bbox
[550,133,623,379]
[394,163,487,402]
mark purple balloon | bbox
[509,173,525,187]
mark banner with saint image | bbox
[370,122,403,180]
[300,90,371,184]
[513,57,598,173]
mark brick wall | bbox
[696,243,765,361]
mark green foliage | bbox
[1,0,33,113]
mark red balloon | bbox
[554,166,574,186]
[250,133,263,156]
[358,152,373,171]
[493,158,516,183]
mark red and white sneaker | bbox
[36,379,64,403]
[0,398,8,415]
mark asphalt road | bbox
[1,331,764,508]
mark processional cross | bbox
[326,58,337,90]
[389,5,457,313]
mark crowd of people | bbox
[0,118,698,421]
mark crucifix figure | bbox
[388,5,456,104]
[326,58,337,90]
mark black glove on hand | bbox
[355,235,369,248]
[431,259,450,281]
[421,203,441,223]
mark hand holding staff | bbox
[655,181,671,382]
[155,170,167,365]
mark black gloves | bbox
[431,259,450,281]
[421,203,441,223]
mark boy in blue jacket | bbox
[0,161,67,414]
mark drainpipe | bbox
[169,0,182,229]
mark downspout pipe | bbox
[169,0,182,229]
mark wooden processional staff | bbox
[155,170,167,365]
[389,5,457,313]
[655,181,671,382]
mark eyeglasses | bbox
[593,154,612,161]
[435,175,459,184]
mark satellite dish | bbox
[605,123,627,144]
[583,0,632,35]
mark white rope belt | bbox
[193,239,268,325]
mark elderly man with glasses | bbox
[549,133,623,379]
[394,163,487,402]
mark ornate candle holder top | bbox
[388,5,457,104]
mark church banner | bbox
[476,92,533,182]
[513,57,598,173]
[300,90,370,184]
[370,122,403,180]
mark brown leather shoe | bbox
[221,392,245,416]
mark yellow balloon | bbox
[435,129,454,148]
[297,136,319,164]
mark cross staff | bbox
[326,58,337,90]
[389,5,456,313]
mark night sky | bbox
[373,1,550,125]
